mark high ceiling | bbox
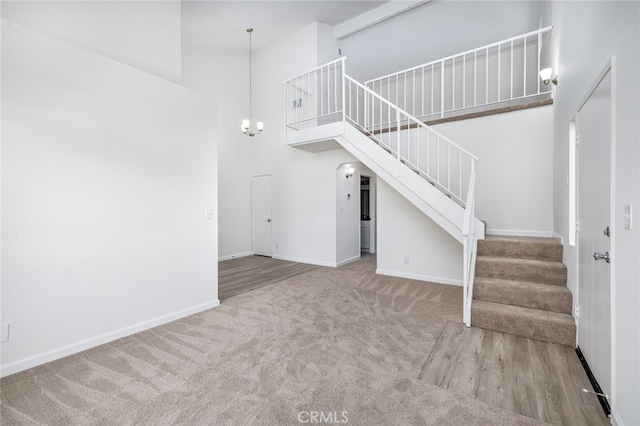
[181,1,389,51]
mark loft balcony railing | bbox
[284,56,480,326]
[284,57,477,206]
[364,27,553,121]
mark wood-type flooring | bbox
[420,321,610,425]
[218,255,318,300]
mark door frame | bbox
[573,57,616,410]
[252,174,273,257]
[360,173,377,254]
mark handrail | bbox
[364,27,553,120]
[284,56,346,84]
[344,76,479,161]
[343,74,478,205]
[462,173,477,326]
[284,58,346,132]
[365,26,552,84]
[462,173,476,237]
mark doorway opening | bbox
[360,175,376,254]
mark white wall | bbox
[181,45,253,260]
[1,21,217,376]
[434,105,554,236]
[183,21,359,266]
[256,24,359,266]
[318,22,340,65]
[377,180,462,285]
[0,1,182,83]
[338,0,543,82]
[548,2,640,425]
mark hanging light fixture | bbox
[241,28,263,137]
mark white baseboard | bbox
[273,254,335,267]
[0,299,220,378]
[218,252,253,262]
[336,255,361,267]
[376,269,463,287]
[486,228,555,238]
[611,406,623,426]
[551,231,564,244]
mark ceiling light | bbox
[241,28,263,137]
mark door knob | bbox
[593,252,610,263]
[267,219,271,223]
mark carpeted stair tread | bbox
[475,256,567,286]
[473,277,572,314]
[478,235,563,261]
[472,300,576,346]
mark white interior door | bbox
[577,68,612,398]
[252,175,273,257]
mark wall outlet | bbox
[275,243,279,249]
[403,256,411,265]
[206,208,214,220]
[1,324,10,343]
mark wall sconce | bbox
[539,67,558,86]
[346,167,355,179]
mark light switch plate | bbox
[624,204,632,230]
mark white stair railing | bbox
[284,57,481,324]
[284,58,345,132]
[343,74,478,206]
[462,173,478,326]
[364,27,553,120]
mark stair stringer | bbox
[337,123,484,243]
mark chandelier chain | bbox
[241,27,262,137]
[248,28,253,126]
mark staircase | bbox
[472,235,576,346]
[283,28,569,338]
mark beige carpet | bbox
[1,255,543,425]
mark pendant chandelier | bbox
[241,28,263,137]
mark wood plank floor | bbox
[218,255,318,300]
[419,321,610,425]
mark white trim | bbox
[252,174,274,258]
[611,406,623,426]
[486,228,555,238]
[575,58,615,416]
[273,254,335,268]
[568,117,578,247]
[218,252,253,262]
[376,269,463,287]
[552,231,564,245]
[334,0,430,39]
[0,299,220,378]
[336,255,361,267]
[608,56,617,423]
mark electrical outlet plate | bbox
[206,208,214,220]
